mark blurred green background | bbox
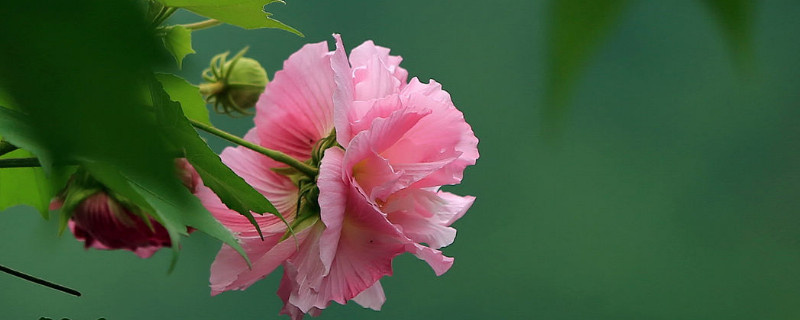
[2,0,800,319]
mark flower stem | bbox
[0,140,18,157]
[0,264,81,297]
[180,19,223,31]
[151,6,177,27]
[189,119,319,178]
[199,82,225,96]
[0,157,40,168]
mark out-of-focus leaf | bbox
[150,79,280,239]
[158,0,302,36]
[155,73,211,125]
[0,97,70,219]
[0,1,241,267]
[0,147,50,218]
[544,0,631,130]
[0,109,56,171]
[162,25,196,69]
[82,161,249,271]
[0,0,168,174]
[701,0,754,71]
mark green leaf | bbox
[701,0,754,71]
[155,73,211,126]
[0,108,57,172]
[162,25,196,69]
[0,0,169,174]
[0,93,71,218]
[159,0,303,36]
[150,79,280,239]
[0,147,51,218]
[0,1,235,268]
[82,161,249,271]
[544,0,631,131]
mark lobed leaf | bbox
[150,79,282,240]
[0,147,51,218]
[162,25,196,69]
[159,0,303,36]
[0,0,245,267]
[155,73,211,126]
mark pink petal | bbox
[332,34,356,146]
[344,109,432,201]
[285,148,406,311]
[352,281,386,311]
[283,221,327,312]
[194,129,298,238]
[351,50,403,101]
[349,41,408,91]
[210,226,314,296]
[278,268,323,320]
[255,40,336,160]
[317,148,348,271]
[132,246,161,259]
[332,35,411,145]
[393,78,480,187]
[348,95,403,138]
[407,243,454,276]
[384,188,475,249]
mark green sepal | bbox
[57,184,101,235]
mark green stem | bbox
[152,6,177,27]
[189,119,318,178]
[0,264,81,297]
[199,82,225,96]
[0,157,40,168]
[0,140,18,157]
[181,19,223,31]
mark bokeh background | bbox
[2,0,800,319]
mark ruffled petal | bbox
[332,34,356,146]
[285,147,406,311]
[210,222,319,296]
[255,41,336,159]
[384,188,474,249]
[396,78,479,188]
[407,243,454,276]
[349,41,408,91]
[194,129,298,238]
[344,109,430,200]
[278,267,323,320]
[332,35,411,145]
[317,148,347,271]
[351,46,403,101]
[352,281,386,311]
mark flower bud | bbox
[54,160,200,258]
[200,47,268,115]
[67,192,171,258]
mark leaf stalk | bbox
[0,140,18,157]
[188,119,319,178]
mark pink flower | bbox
[201,35,478,319]
[55,159,200,258]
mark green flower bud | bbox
[200,47,268,115]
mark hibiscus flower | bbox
[198,35,478,319]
